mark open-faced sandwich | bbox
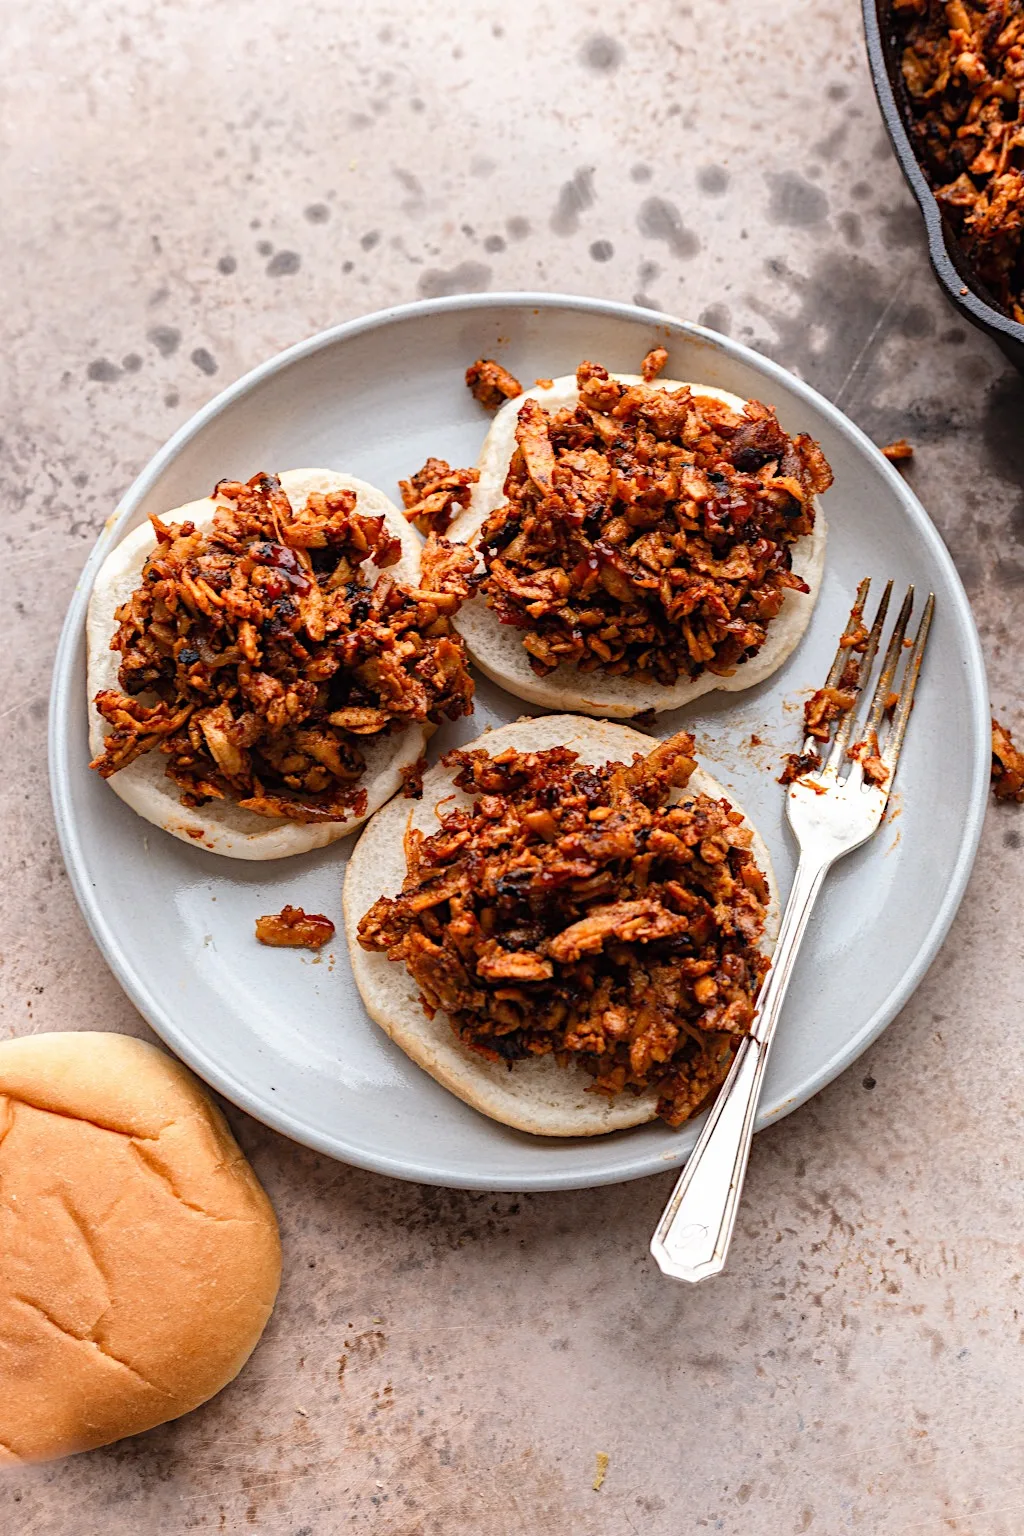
[344,714,779,1136]
[445,351,833,718]
[87,468,477,858]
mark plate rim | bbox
[48,291,991,1190]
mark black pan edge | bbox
[862,0,1024,373]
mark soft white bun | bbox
[448,375,827,718]
[343,714,780,1137]
[87,469,428,859]
[0,1031,281,1462]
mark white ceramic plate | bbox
[50,294,989,1191]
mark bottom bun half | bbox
[343,715,779,1137]
[86,468,427,860]
[448,375,827,720]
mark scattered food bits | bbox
[400,755,429,799]
[992,717,1024,802]
[840,617,869,651]
[849,732,889,786]
[593,1451,610,1492]
[881,438,914,462]
[465,357,523,410]
[399,456,479,536]
[534,376,554,388]
[805,684,858,741]
[779,748,822,785]
[641,345,669,381]
[255,905,336,949]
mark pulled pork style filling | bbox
[476,360,833,685]
[895,0,1024,321]
[91,472,477,822]
[357,733,771,1126]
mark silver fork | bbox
[650,578,935,1283]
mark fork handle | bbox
[649,854,829,1283]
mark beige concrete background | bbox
[3,0,1024,1531]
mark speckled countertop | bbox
[3,1,1024,1532]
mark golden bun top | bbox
[0,1031,281,1462]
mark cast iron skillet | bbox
[863,0,1024,373]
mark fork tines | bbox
[802,579,935,792]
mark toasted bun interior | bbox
[448,375,827,718]
[0,1031,281,1462]
[343,715,780,1138]
[86,469,428,859]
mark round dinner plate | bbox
[50,293,989,1191]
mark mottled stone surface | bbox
[3,1,1023,1531]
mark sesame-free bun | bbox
[343,715,780,1137]
[0,1032,281,1462]
[87,468,428,859]
[447,376,827,719]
